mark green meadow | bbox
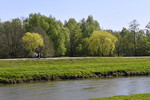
[89,93,150,100]
[0,57,150,84]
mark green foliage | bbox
[24,13,49,32]
[80,16,101,56]
[1,13,150,58]
[120,27,129,36]
[52,21,68,56]
[113,32,123,56]
[129,19,140,56]
[62,26,70,56]
[24,13,69,56]
[146,22,150,37]
[31,26,54,57]
[43,16,69,56]
[0,18,25,58]
[22,32,44,55]
[88,31,117,56]
[65,19,83,56]
[81,16,100,38]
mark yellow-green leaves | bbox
[22,32,44,54]
[88,31,117,56]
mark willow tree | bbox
[22,32,44,55]
[88,31,117,56]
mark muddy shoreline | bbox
[1,71,150,84]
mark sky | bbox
[0,0,150,31]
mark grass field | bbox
[89,93,150,100]
[0,57,150,83]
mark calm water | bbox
[0,76,150,100]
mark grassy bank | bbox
[0,57,150,84]
[89,93,150,100]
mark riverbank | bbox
[89,93,150,100]
[0,57,150,84]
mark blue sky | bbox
[0,0,150,31]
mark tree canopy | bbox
[22,32,44,55]
[88,31,117,56]
[0,13,150,58]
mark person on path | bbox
[39,53,41,59]
[32,53,34,58]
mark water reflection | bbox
[0,76,150,100]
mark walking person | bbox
[39,53,41,59]
[32,53,34,58]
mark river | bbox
[0,76,150,100]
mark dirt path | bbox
[0,57,92,61]
[0,56,150,61]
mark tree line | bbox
[0,13,150,58]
